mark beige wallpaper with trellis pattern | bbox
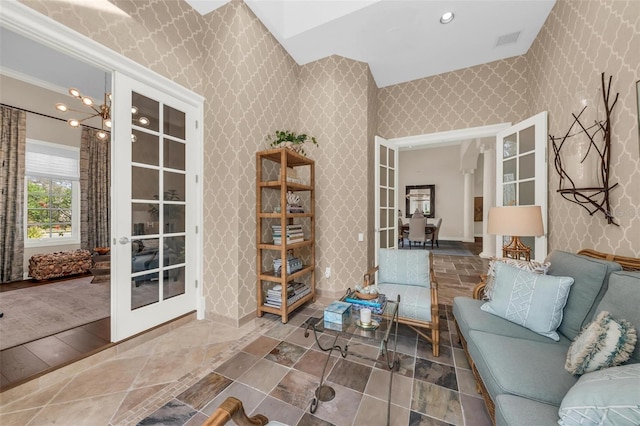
[200,0,299,323]
[298,56,371,298]
[527,0,640,257]
[377,56,531,139]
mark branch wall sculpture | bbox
[550,72,619,225]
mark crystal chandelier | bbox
[55,88,111,140]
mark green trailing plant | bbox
[266,130,318,156]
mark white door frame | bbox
[385,122,511,257]
[1,1,205,338]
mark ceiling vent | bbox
[496,31,521,47]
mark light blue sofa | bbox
[452,250,640,425]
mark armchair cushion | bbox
[378,248,430,288]
[378,283,432,322]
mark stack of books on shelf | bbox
[272,224,304,244]
[264,282,310,308]
[273,255,304,276]
[344,292,387,315]
[286,204,305,213]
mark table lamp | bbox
[487,205,544,261]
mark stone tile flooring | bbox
[0,244,491,426]
[139,303,492,426]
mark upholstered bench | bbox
[29,249,92,281]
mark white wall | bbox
[399,145,465,241]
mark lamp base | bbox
[502,236,531,261]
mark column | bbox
[481,145,496,258]
[462,169,474,243]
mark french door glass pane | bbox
[519,153,535,179]
[132,166,158,200]
[163,105,185,140]
[164,140,185,170]
[503,158,516,182]
[520,126,535,153]
[132,131,159,166]
[380,208,387,228]
[503,133,517,158]
[380,166,387,186]
[164,267,185,300]
[519,181,535,205]
[132,92,159,131]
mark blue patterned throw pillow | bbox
[481,262,574,341]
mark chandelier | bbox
[55,88,111,140]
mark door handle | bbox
[119,237,130,244]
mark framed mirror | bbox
[405,184,435,218]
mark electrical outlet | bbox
[325,267,331,278]
[358,233,364,242]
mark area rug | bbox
[0,276,110,350]
[400,239,474,256]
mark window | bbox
[25,140,80,246]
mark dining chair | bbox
[408,216,427,249]
[427,217,442,248]
[398,217,408,247]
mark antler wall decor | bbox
[550,72,619,225]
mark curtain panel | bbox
[0,106,27,283]
[80,128,110,251]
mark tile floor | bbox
[0,243,490,426]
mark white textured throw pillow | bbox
[481,263,573,341]
[483,257,550,300]
[565,311,637,376]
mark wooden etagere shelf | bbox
[256,148,315,323]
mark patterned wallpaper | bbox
[377,56,531,139]
[200,0,299,323]
[527,0,640,257]
[298,56,371,298]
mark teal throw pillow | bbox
[565,310,637,376]
[558,363,640,426]
[481,262,574,341]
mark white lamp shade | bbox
[487,206,544,237]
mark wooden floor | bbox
[0,276,111,392]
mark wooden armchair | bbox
[364,248,440,356]
[203,397,269,426]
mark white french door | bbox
[374,136,399,265]
[496,112,548,261]
[111,72,198,341]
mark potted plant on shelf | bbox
[266,130,318,156]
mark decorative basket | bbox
[355,291,378,300]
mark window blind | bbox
[26,140,79,180]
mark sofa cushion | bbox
[565,311,637,375]
[594,271,640,364]
[466,330,577,406]
[453,297,572,345]
[558,363,640,426]
[546,251,622,340]
[481,263,573,341]
[378,248,430,288]
[377,283,431,322]
[495,394,559,426]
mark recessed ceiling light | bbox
[440,11,454,24]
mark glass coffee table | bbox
[304,292,400,425]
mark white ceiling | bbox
[186,0,556,87]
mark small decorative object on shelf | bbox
[550,72,619,225]
[266,130,318,156]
